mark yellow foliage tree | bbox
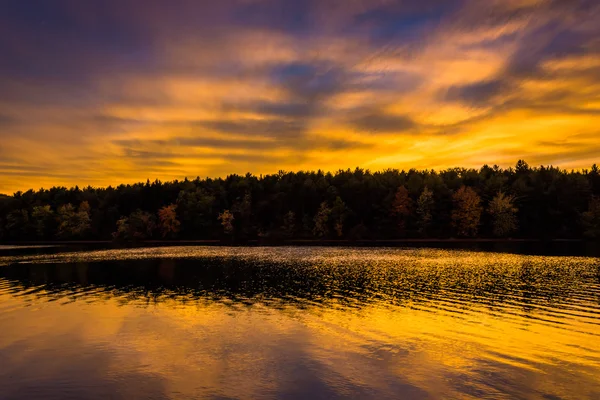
[488,191,518,237]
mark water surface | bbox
[1,246,599,399]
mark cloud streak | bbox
[0,0,598,193]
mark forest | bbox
[1,161,600,242]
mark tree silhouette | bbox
[218,210,235,236]
[0,161,599,242]
[158,204,180,238]
[281,211,296,238]
[57,202,91,239]
[31,205,55,239]
[313,202,331,238]
[582,196,600,239]
[489,191,518,237]
[452,186,482,237]
[416,187,434,236]
[331,196,348,237]
[391,185,412,236]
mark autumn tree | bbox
[158,204,180,238]
[582,196,600,239]
[313,201,331,238]
[488,191,518,237]
[391,185,412,235]
[452,186,482,237]
[416,187,434,236]
[218,210,235,235]
[113,217,130,240]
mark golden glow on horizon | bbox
[0,0,598,193]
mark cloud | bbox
[444,79,512,106]
[350,111,417,134]
[0,0,598,193]
[200,118,307,138]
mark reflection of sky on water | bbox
[1,247,599,399]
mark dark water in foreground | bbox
[0,247,599,399]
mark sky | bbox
[0,0,599,194]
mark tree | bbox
[301,214,312,237]
[5,209,30,240]
[56,202,91,239]
[313,202,331,238]
[218,210,235,235]
[2,161,600,243]
[331,196,348,237]
[130,210,156,239]
[582,196,600,239]
[416,187,434,235]
[77,201,92,235]
[113,217,130,240]
[233,192,253,236]
[56,204,76,238]
[452,186,482,237]
[391,185,412,235]
[489,191,518,237]
[112,210,156,240]
[31,205,55,238]
[515,159,530,174]
[281,211,296,238]
[177,188,215,237]
[158,204,180,238]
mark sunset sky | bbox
[0,0,599,194]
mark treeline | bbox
[1,161,600,242]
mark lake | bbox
[1,246,599,399]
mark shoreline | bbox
[0,238,587,246]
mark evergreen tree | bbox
[582,196,600,239]
[313,202,331,238]
[416,187,434,236]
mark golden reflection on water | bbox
[0,247,599,399]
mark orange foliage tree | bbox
[451,186,482,237]
[158,204,180,238]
